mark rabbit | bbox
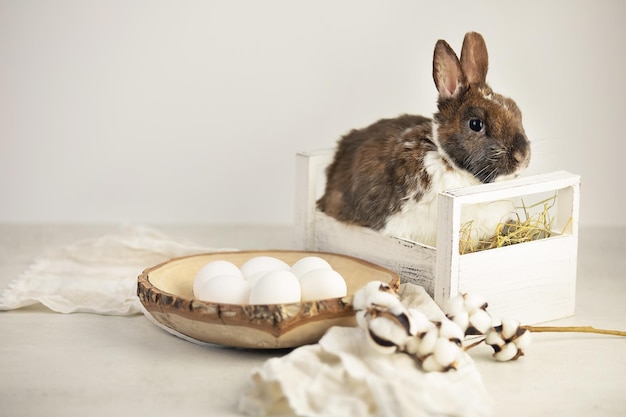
[317,32,531,246]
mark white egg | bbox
[193,260,243,298]
[195,274,251,304]
[240,256,290,279]
[290,256,332,278]
[248,270,301,305]
[247,270,270,288]
[299,269,348,302]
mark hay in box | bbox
[459,194,572,255]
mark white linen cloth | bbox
[239,284,491,417]
[0,225,224,315]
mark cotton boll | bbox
[449,310,470,334]
[415,328,438,358]
[367,290,403,310]
[404,336,421,355]
[368,316,409,348]
[500,318,521,340]
[493,342,519,362]
[445,294,466,317]
[355,310,369,330]
[433,338,461,368]
[463,293,488,314]
[514,328,532,350]
[446,293,492,335]
[468,309,493,335]
[195,274,250,304]
[299,269,347,302]
[364,327,398,354]
[352,281,394,310]
[193,260,243,298]
[352,283,376,311]
[421,355,446,372]
[407,308,436,335]
[484,320,530,362]
[485,329,505,347]
[248,270,301,305]
[240,256,290,279]
[438,317,465,343]
[290,256,332,278]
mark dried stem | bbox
[464,337,486,351]
[522,325,626,337]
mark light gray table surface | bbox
[0,224,624,417]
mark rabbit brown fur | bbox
[317,32,530,246]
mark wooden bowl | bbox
[137,250,399,349]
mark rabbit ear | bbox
[460,32,489,84]
[433,40,465,98]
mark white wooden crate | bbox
[295,149,581,325]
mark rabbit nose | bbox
[512,133,529,164]
[513,150,526,163]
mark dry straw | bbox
[459,194,570,254]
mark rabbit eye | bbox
[469,119,484,132]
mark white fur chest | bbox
[381,151,514,246]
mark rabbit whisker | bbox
[485,167,500,183]
[474,164,492,180]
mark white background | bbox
[1,0,624,226]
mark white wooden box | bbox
[295,149,581,325]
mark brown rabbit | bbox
[317,32,530,246]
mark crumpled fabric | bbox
[0,225,227,315]
[239,284,492,417]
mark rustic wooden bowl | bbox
[137,250,400,349]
